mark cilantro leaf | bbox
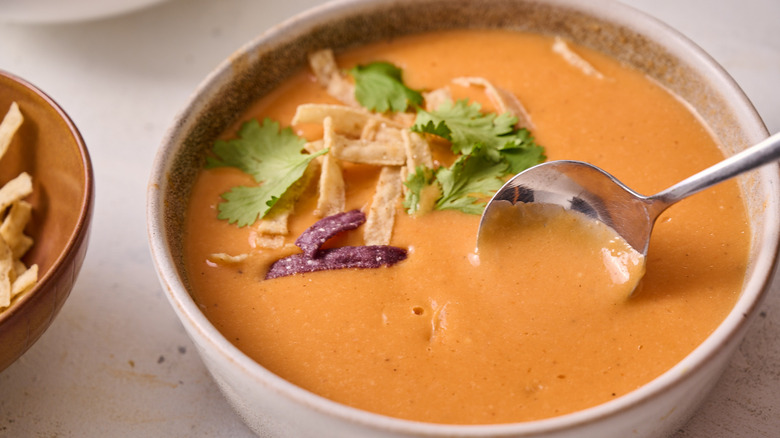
[499,143,547,175]
[215,186,276,228]
[412,119,451,140]
[413,99,545,175]
[435,146,508,215]
[412,99,517,155]
[494,128,546,174]
[206,118,327,227]
[349,62,423,113]
[403,165,437,215]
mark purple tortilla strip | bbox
[295,209,366,257]
[265,245,407,280]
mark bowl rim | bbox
[0,69,95,325]
[147,0,779,435]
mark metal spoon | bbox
[478,132,780,257]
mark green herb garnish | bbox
[403,165,436,215]
[206,118,327,227]
[434,146,508,214]
[349,61,423,113]
[406,98,545,215]
[404,147,507,215]
[412,99,535,156]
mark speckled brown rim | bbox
[148,0,778,435]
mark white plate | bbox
[0,0,169,24]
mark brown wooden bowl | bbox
[0,70,94,372]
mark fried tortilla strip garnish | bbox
[265,210,407,279]
[254,234,287,250]
[292,103,404,138]
[552,37,605,79]
[257,210,292,236]
[452,76,535,130]
[265,245,407,280]
[0,102,23,160]
[13,260,26,276]
[0,172,33,213]
[331,128,407,166]
[364,167,403,246]
[423,87,453,112]
[314,117,346,218]
[399,129,433,195]
[296,209,366,257]
[304,139,325,154]
[0,236,13,307]
[401,129,433,172]
[389,112,416,128]
[0,102,36,309]
[360,117,381,141]
[10,264,37,298]
[207,253,248,265]
[308,49,360,107]
[1,200,33,259]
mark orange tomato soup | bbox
[183,30,749,424]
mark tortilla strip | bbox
[424,87,453,112]
[0,102,36,308]
[1,200,33,259]
[13,260,25,276]
[308,49,360,107]
[364,166,403,246]
[0,172,33,213]
[11,264,37,298]
[265,244,407,280]
[360,118,381,141]
[401,129,433,172]
[257,210,292,236]
[207,253,248,265]
[292,104,404,137]
[0,236,13,307]
[0,102,23,160]
[399,129,434,195]
[258,209,290,235]
[303,139,324,154]
[389,112,416,128]
[452,76,535,130]
[296,209,366,258]
[254,234,287,250]
[314,117,346,217]
[552,37,605,79]
[332,130,406,166]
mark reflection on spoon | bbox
[478,132,780,295]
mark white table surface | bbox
[0,0,778,436]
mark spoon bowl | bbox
[479,132,780,257]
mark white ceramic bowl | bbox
[147,0,778,436]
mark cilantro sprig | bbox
[348,61,423,113]
[206,118,327,227]
[413,100,516,155]
[403,147,508,216]
[405,98,545,215]
[434,146,508,214]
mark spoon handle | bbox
[651,132,780,207]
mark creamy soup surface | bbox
[184,30,749,424]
